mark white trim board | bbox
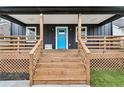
[55,26,68,49]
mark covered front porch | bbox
[0,7,124,86]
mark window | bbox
[26,27,37,42]
[112,25,124,36]
[75,26,87,42]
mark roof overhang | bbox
[0,6,124,14]
[0,6,124,25]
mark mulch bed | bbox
[0,72,29,80]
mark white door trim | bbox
[55,26,68,49]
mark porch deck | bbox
[0,35,124,86]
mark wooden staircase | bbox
[32,50,88,85]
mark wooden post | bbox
[78,14,82,53]
[103,36,106,53]
[40,40,43,56]
[86,55,90,85]
[17,36,20,52]
[29,54,33,86]
[40,14,44,50]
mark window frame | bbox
[75,26,87,42]
[26,26,37,42]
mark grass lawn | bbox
[90,70,124,87]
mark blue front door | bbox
[57,27,68,49]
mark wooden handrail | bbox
[29,39,42,55]
[81,38,124,41]
[82,35,124,38]
[0,35,40,38]
[78,38,91,54]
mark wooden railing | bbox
[78,38,91,84]
[29,39,43,86]
[82,35,124,52]
[0,35,40,52]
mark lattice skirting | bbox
[0,52,124,80]
[0,52,30,80]
[0,59,29,73]
[90,53,124,70]
[0,52,29,73]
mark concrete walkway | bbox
[0,80,90,87]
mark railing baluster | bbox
[17,36,20,52]
[104,36,106,52]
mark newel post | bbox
[40,14,44,51]
[78,14,82,52]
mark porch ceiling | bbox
[9,14,114,24]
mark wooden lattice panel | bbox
[0,52,30,73]
[89,53,124,70]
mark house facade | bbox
[0,15,121,49]
[0,7,124,49]
[0,7,124,50]
[0,7,124,86]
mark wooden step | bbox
[35,70,85,75]
[42,53,79,57]
[32,49,88,85]
[36,62,85,69]
[35,65,86,72]
[33,72,86,81]
[33,62,86,81]
[40,57,81,62]
[43,49,78,53]
[33,80,87,84]
[35,68,86,76]
[42,50,79,57]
